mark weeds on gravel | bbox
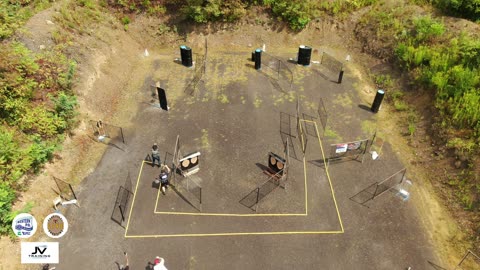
[54,0,102,35]
[0,0,52,40]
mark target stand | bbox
[266,152,287,182]
[178,152,201,176]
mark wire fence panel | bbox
[239,171,285,211]
[317,98,328,136]
[175,171,202,211]
[184,39,207,96]
[455,250,480,270]
[370,131,385,157]
[280,112,296,138]
[281,133,298,161]
[262,52,293,92]
[111,186,133,227]
[373,168,406,199]
[53,177,77,201]
[302,113,318,138]
[89,120,125,144]
[328,139,369,161]
[321,52,343,74]
[184,54,205,96]
[297,117,308,155]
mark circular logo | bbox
[43,213,68,238]
[12,213,37,238]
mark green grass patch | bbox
[324,127,342,141]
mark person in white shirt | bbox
[153,256,168,270]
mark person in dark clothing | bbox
[151,143,161,167]
[159,165,171,194]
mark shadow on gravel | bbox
[427,261,448,269]
[358,104,371,112]
[255,162,269,172]
[171,185,199,212]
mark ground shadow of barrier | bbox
[184,39,207,96]
[111,186,133,228]
[358,104,371,112]
[280,111,299,161]
[312,67,330,81]
[349,168,407,208]
[257,52,293,94]
[319,51,345,83]
[239,170,285,212]
[171,185,200,212]
[258,69,289,94]
[170,168,202,212]
[302,113,319,138]
[454,249,480,270]
[307,158,327,169]
[111,173,133,228]
[89,120,126,151]
[427,261,448,270]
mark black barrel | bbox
[371,90,385,113]
[254,49,262,70]
[297,45,312,66]
[180,45,193,67]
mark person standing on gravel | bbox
[151,143,161,167]
[153,256,168,270]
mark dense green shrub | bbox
[412,16,445,43]
[0,183,16,235]
[393,15,480,137]
[28,136,57,173]
[262,0,376,30]
[0,127,32,184]
[0,1,78,235]
[105,0,166,14]
[52,92,78,131]
[0,0,52,40]
[182,0,246,23]
[433,0,480,21]
[107,0,376,30]
[17,105,67,137]
[263,0,314,30]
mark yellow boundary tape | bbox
[125,230,343,238]
[125,120,344,237]
[152,157,307,216]
[124,160,145,237]
[301,119,344,233]
[299,118,309,215]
